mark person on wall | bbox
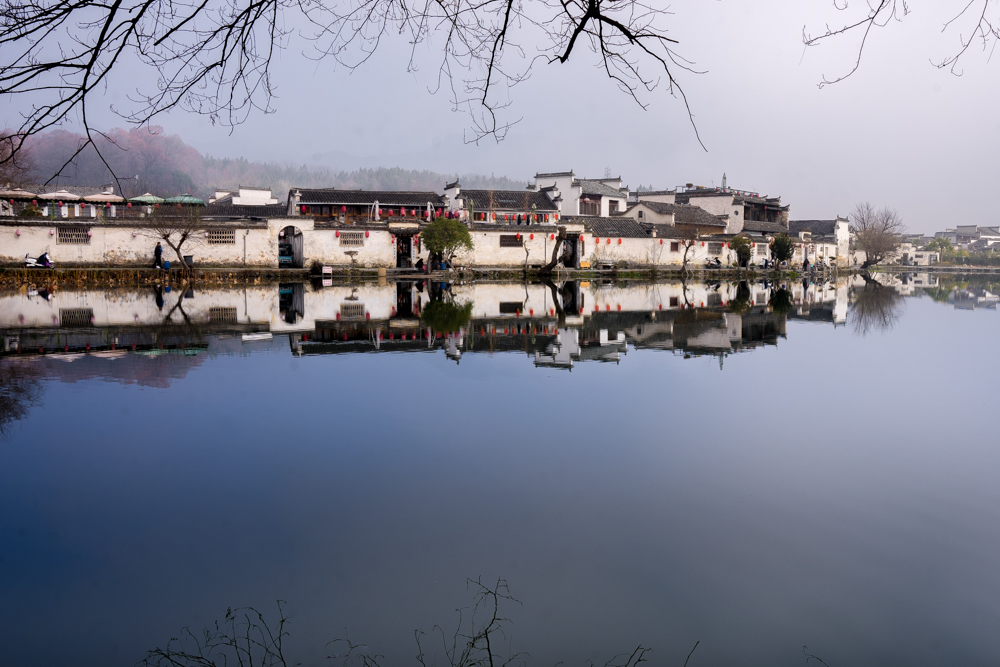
[153,242,163,269]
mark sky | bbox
[6,0,1000,234]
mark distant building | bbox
[530,171,629,217]
[444,180,559,224]
[789,218,850,266]
[614,200,729,236]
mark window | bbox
[637,210,644,220]
[340,302,366,319]
[707,293,722,306]
[340,231,365,247]
[499,234,523,247]
[208,307,238,324]
[207,229,236,245]
[708,242,723,255]
[58,226,90,245]
[609,200,619,214]
[670,242,680,252]
[669,297,679,307]
[499,302,523,314]
[59,308,93,327]
[579,199,600,216]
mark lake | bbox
[2,272,999,666]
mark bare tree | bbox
[675,227,700,273]
[0,131,33,186]
[142,208,207,272]
[0,0,702,184]
[803,1,1000,86]
[850,202,905,269]
[852,274,904,336]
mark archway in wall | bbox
[279,226,304,268]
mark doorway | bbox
[279,226,304,268]
[396,234,412,268]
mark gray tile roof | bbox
[741,220,789,234]
[571,216,650,238]
[789,220,837,235]
[673,205,727,227]
[294,188,444,206]
[632,200,680,215]
[456,189,557,211]
[203,202,289,218]
[576,179,627,199]
[535,171,575,178]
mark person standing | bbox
[153,242,163,269]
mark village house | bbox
[788,218,850,266]
[614,200,729,236]
[673,177,790,235]
[443,180,559,224]
[530,171,629,217]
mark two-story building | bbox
[530,171,629,217]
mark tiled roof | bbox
[576,179,627,199]
[203,202,289,218]
[535,171,575,178]
[634,189,676,196]
[633,200,680,215]
[455,189,557,211]
[741,220,789,234]
[294,188,444,206]
[23,183,114,197]
[673,205,727,227]
[572,216,650,238]
[789,220,837,235]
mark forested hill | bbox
[20,127,526,199]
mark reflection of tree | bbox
[143,579,664,667]
[768,287,794,316]
[852,275,904,336]
[729,281,753,313]
[421,297,473,334]
[0,361,43,438]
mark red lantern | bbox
[492,213,496,221]
[595,237,600,244]
[617,238,622,245]
[606,238,611,244]
[301,205,307,213]
[378,208,383,215]
[701,241,705,247]
[105,202,110,208]
[335,230,340,237]
[545,214,549,221]
[32,199,37,206]
[550,233,555,240]
[530,233,534,240]
[58,201,63,206]
[127,202,132,208]
[365,230,370,237]
[341,205,347,213]
[436,208,442,217]
[579,235,584,241]
[659,239,663,245]
[516,233,521,240]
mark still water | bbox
[1,273,999,666]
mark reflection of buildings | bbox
[0,277,852,376]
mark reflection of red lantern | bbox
[436,208,441,217]
[659,239,663,245]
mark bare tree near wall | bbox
[0,0,702,185]
[143,207,206,273]
[803,1,1000,86]
[850,202,904,269]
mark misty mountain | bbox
[21,127,526,199]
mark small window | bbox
[207,229,236,245]
[340,231,365,247]
[340,302,366,319]
[579,199,600,216]
[670,242,680,252]
[208,307,238,324]
[609,200,619,214]
[637,210,644,220]
[499,302,523,314]
[59,308,93,327]
[708,242,723,254]
[499,234,523,247]
[669,297,679,307]
[58,226,90,245]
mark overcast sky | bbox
[12,0,1000,234]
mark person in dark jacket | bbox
[153,242,163,269]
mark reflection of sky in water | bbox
[2,293,1000,666]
